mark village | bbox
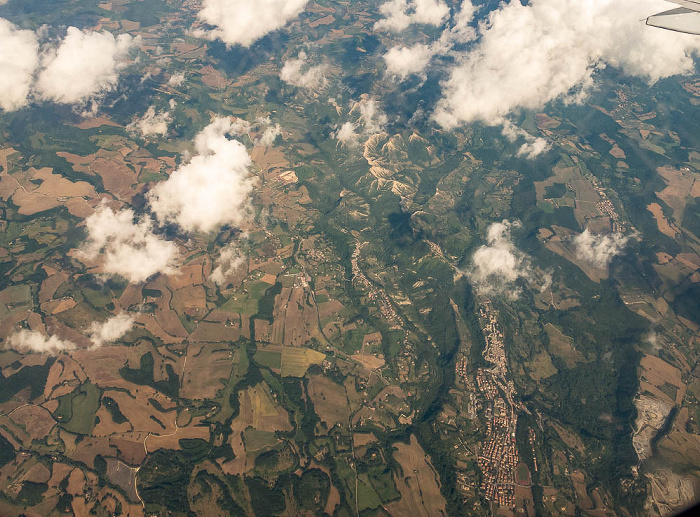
[455,300,522,509]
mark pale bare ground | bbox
[146,416,210,453]
[39,270,68,303]
[352,353,385,370]
[62,431,117,470]
[0,169,20,199]
[647,203,678,238]
[9,405,56,442]
[282,287,320,346]
[171,285,207,317]
[146,276,188,340]
[251,145,289,171]
[230,383,293,435]
[71,345,180,417]
[353,433,378,447]
[0,146,18,172]
[189,321,241,342]
[90,154,138,201]
[387,435,446,517]
[20,461,51,484]
[6,167,97,216]
[307,375,351,428]
[656,166,697,222]
[541,226,607,283]
[109,433,150,466]
[103,390,175,436]
[222,383,293,476]
[93,406,132,436]
[640,354,685,404]
[41,298,77,315]
[199,65,229,90]
[32,167,96,197]
[692,179,700,198]
[74,117,121,130]
[180,343,234,400]
[119,284,143,310]
[167,262,204,290]
[309,14,336,28]
[634,393,672,461]
[646,469,697,517]
[43,355,88,399]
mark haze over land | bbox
[0,1,700,516]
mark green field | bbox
[54,382,101,435]
[280,347,326,377]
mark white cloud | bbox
[0,18,39,111]
[573,229,630,267]
[384,43,436,80]
[448,0,477,43]
[434,0,700,127]
[334,121,360,146]
[259,121,281,147]
[469,220,535,298]
[168,72,185,86]
[87,313,134,348]
[36,27,137,104]
[375,0,450,32]
[80,204,179,283]
[148,117,255,233]
[211,243,246,286]
[195,0,308,47]
[127,106,172,137]
[8,330,75,354]
[280,51,328,89]
[334,98,388,146]
[358,99,388,135]
[501,120,551,159]
[380,1,476,81]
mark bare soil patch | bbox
[386,435,446,517]
[308,375,350,427]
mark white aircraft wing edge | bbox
[666,0,700,12]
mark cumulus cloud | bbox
[334,98,388,146]
[573,229,630,267]
[211,243,246,286]
[259,121,281,147]
[384,43,436,80]
[334,121,360,146]
[36,27,137,104]
[8,330,75,354]
[434,0,700,127]
[375,0,450,32]
[168,72,185,86]
[358,99,388,134]
[195,0,308,47]
[86,313,134,348]
[501,120,551,159]
[280,51,328,89]
[127,106,172,137]
[469,220,538,298]
[381,1,476,81]
[80,204,179,283]
[148,117,255,233]
[0,18,39,111]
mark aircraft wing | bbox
[647,1,700,34]
[666,0,700,12]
